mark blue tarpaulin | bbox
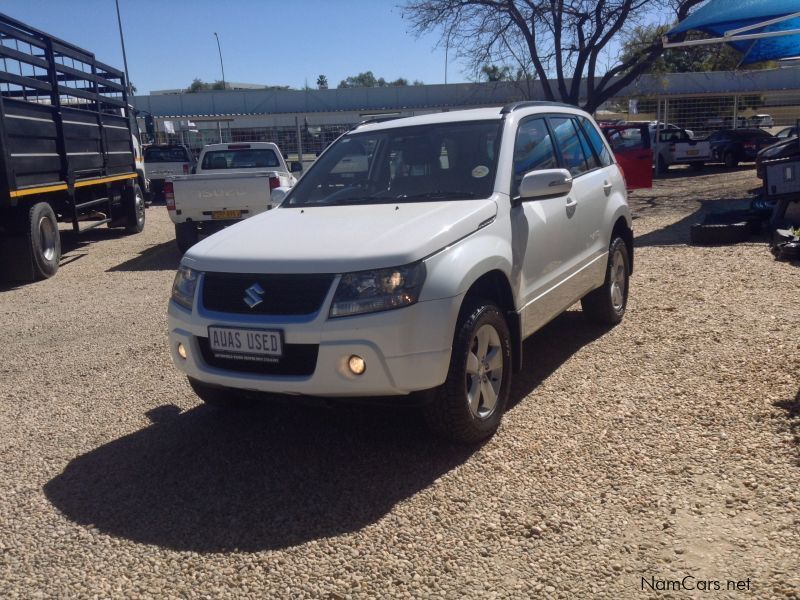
[667,0,800,64]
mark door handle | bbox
[603,181,613,195]
[565,197,578,208]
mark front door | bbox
[510,116,582,337]
[602,125,653,189]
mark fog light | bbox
[348,355,366,375]
[177,342,187,359]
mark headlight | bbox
[171,264,199,310]
[329,262,426,318]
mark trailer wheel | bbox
[28,202,61,280]
[124,183,146,234]
[175,222,199,253]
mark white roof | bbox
[355,104,588,133]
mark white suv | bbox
[168,103,633,443]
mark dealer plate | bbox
[208,326,283,359]
[212,210,242,220]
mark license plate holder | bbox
[212,210,242,220]
[687,149,699,156]
[207,326,283,360]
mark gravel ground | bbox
[0,168,798,599]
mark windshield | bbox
[284,120,502,207]
[201,149,280,170]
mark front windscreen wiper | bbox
[395,190,481,200]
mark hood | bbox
[183,199,498,274]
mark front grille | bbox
[202,272,335,315]
[198,337,318,376]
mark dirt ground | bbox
[0,167,798,599]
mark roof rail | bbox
[500,101,579,114]
[352,115,405,129]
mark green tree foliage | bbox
[317,74,329,89]
[480,64,512,82]
[337,71,414,89]
[622,25,745,74]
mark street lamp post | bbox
[114,0,132,94]
[214,32,226,90]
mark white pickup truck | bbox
[166,142,302,252]
[654,128,711,171]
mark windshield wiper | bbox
[395,190,481,200]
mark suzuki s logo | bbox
[243,283,265,308]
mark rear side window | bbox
[580,118,613,167]
[144,147,189,162]
[512,117,558,196]
[201,149,280,170]
[549,116,590,176]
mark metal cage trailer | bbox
[0,13,145,282]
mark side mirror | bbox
[518,168,572,200]
[270,186,291,206]
[290,161,303,173]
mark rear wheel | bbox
[424,300,512,444]
[175,222,199,253]
[581,236,630,325]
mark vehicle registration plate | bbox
[212,210,242,220]
[208,326,283,359]
[687,149,699,156]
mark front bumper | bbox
[168,286,463,398]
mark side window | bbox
[512,117,558,196]
[580,118,613,167]
[574,119,600,170]
[549,116,590,176]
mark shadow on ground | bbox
[44,311,606,553]
[774,389,800,466]
[107,240,181,272]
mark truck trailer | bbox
[0,13,146,282]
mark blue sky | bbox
[3,0,470,93]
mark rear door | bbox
[602,125,652,189]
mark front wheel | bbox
[581,236,630,325]
[124,183,146,233]
[424,300,512,444]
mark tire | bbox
[689,222,750,245]
[175,222,199,253]
[581,236,630,326]
[657,155,668,173]
[188,377,246,409]
[124,183,146,233]
[4,202,62,281]
[423,300,512,444]
[724,152,739,168]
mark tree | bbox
[337,71,413,88]
[621,24,741,74]
[317,74,329,89]
[211,80,226,90]
[188,78,205,93]
[402,0,706,112]
[480,64,512,82]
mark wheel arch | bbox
[612,215,634,275]
[461,269,522,373]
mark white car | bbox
[168,103,633,443]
